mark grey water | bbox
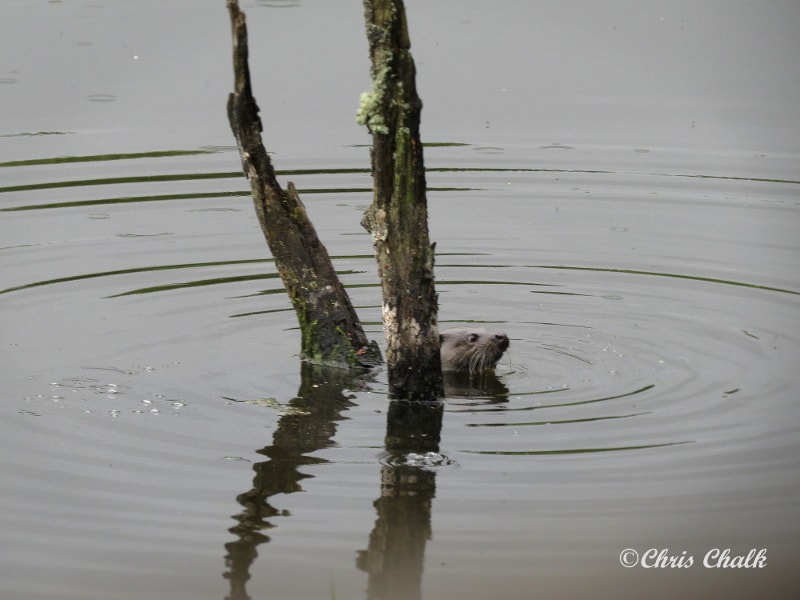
[2,1,799,599]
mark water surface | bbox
[2,2,799,599]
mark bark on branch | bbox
[359,0,444,400]
[226,0,381,368]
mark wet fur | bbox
[439,327,509,373]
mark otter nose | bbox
[495,333,509,350]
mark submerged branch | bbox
[226,0,381,368]
[360,0,443,399]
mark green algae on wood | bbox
[226,0,381,368]
[359,0,444,399]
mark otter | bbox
[439,327,510,373]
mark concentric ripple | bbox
[2,144,799,599]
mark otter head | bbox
[439,327,510,373]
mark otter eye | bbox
[468,333,478,343]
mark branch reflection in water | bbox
[222,362,371,599]
[222,364,510,599]
[359,372,508,600]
